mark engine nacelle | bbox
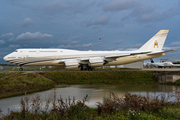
[64,60,79,69]
[88,57,104,67]
[66,65,79,69]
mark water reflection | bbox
[0,84,180,115]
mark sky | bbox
[0,0,180,64]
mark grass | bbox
[173,79,180,86]
[5,65,141,71]
[8,66,49,71]
[45,71,155,84]
[44,71,180,85]
[0,72,56,99]
[1,91,180,120]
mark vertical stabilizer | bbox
[150,59,154,63]
[138,30,169,51]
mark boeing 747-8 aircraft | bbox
[3,30,175,71]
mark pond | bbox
[0,84,179,115]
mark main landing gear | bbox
[19,67,23,71]
[80,66,95,71]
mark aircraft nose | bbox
[3,55,8,61]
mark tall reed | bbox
[1,89,180,120]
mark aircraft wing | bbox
[105,51,151,59]
[130,51,152,55]
[57,51,153,68]
[105,54,130,58]
[78,51,150,64]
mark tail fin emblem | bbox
[154,40,158,48]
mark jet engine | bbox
[88,57,104,67]
[62,60,80,69]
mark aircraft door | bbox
[22,54,27,61]
[36,50,39,54]
[19,51,26,60]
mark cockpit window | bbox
[14,50,18,52]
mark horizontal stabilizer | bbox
[150,59,154,63]
[147,49,176,56]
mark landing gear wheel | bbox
[81,67,83,71]
[19,68,23,71]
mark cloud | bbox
[9,37,15,41]
[58,35,83,45]
[0,40,5,44]
[0,33,14,38]
[130,43,142,48]
[8,44,20,48]
[86,16,109,27]
[70,41,79,45]
[112,40,123,45]
[125,43,142,51]
[82,43,92,48]
[162,46,179,50]
[104,0,137,11]
[57,43,92,50]
[15,32,53,41]
[125,48,139,51]
[44,1,94,14]
[69,35,83,40]
[168,41,180,47]
[170,41,180,47]
[22,18,33,27]
[138,7,180,22]
[123,4,154,21]
[122,2,180,23]
[45,1,76,11]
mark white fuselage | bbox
[3,49,165,67]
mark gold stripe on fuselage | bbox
[24,53,165,66]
